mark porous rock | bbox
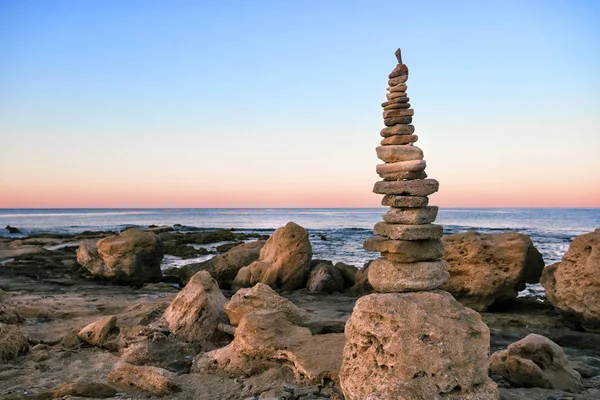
[363,237,443,262]
[108,361,181,396]
[373,222,443,241]
[382,206,439,225]
[367,258,449,292]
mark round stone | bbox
[373,222,443,240]
[368,258,449,292]
[380,124,415,137]
[382,206,439,225]
[380,135,418,145]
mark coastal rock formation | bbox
[490,334,583,392]
[179,240,266,287]
[76,228,163,285]
[162,271,229,344]
[339,48,499,400]
[195,309,344,384]
[233,222,312,291]
[307,261,345,293]
[77,315,117,347]
[440,231,545,311]
[541,229,600,332]
[108,361,181,396]
[0,324,29,364]
[224,282,306,326]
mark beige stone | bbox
[373,178,439,196]
[440,231,545,311]
[382,206,439,225]
[380,134,418,145]
[363,237,443,261]
[374,222,443,240]
[489,334,582,392]
[224,282,306,326]
[376,145,423,163]
[377,160,425,174]
[384,116,413,126]
[384,93,409,102]
[380,124,415,137]
[163,271,229,344]
[383,108,414,118]
[381,194,428,208]
[368,258,449,292]
[387,83,407,92]
[339,291,499,400]
[77,315,117,347]
[233,222,312,291]
[383,102,411,110]
[384,171,427,180]
[541,228,600,332]
[108,361,181,396]
[388,75,408,86]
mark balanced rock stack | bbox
[339,49,499,400]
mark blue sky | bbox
[1,0,598,207]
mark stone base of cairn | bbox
[339,49,499,400]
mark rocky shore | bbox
[0,223,599,399]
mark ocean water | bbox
[1,208,598,270]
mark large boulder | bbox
[224,283,306,326]
[163,271,229,344]
[77,228,164,285]
[440,231,544,311]
[489,333,583,392]
[339,291,499,400]
[233,222,312,291]
[541,229,600,332]
[179,240,266,288]
[195,310,344,384]
[307,261,345,293]
[0,324,29,363]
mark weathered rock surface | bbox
[163,271,229,344]
[363,237,443,262]
[368,258,449,292]
[490,333,583,392]
[233,222,312,291]
[373,222,443,240]
[387,83,407,92]
[195,310,344,384]
[307,262,345,293]
[380,124,414,137]
[76,228,163,285]
[339,291,499,400]
[179,240,266,287]
[384,116,413,126]
[108,361,181,396]
[77,315,117,347]
[440,231,545,311]
[380,134,418,145]
[382,206,439,225]
[373,179,439,196]
[383,108,415,118]
[224,283,306,326]
[381,194,429,208]
[0,304,22,324]
[541,228,600,332]
[0,324,29,364]
[51,382,117,398]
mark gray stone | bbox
[368,258,449,292]
[374,222,443,240]
[384,116,412,126]
[363,237,444,262]
[382,206,439,225]
[381,195,429,208]
[380,124,415,137]
[373,179,439,196]
[376,145,423,163]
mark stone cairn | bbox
[339,49,499,400]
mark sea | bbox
[1,208,598,296]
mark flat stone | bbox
[368,258,449,292]
[387,83,407,92]
[385,92,409,101]
[383,102,411,110]
[373,179,439,196]
[389,64,409,79]
[382,206,439,224]
[374,222,443,240]
[381,195,429,208]
[376,160,425,177]
[380,135,418,145]
[383,108,414,118]
[380,124,415,137]
[388,75,408,86]
[376,145,423,163]
[384,116,412,126]
[363,237,443,261]
[384,170,427,180]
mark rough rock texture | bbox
[77,315,117,347]
[163,271,229,344]
[364,237,443,262]
[334,262,358,287]
[77,228,163,284]
[541,228,600,332]
[179,240,266,288]
[307,262,345,293]
[339,291,499,400]
[233,222,312,291]
[0,324,29,364]
[224,283,306,326]
[489,334,583,392]
[51,382,117,398]
[0,304,22,324]
[368,258,449,292]
[348,263,373,296]
[108,361,181,396]
[441,231,545,311]
[195,310,344,384]
[373,222,443,240]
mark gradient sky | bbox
[1,0,599,208]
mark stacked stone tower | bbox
[339,49,499,400]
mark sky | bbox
[0,0,599,208]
